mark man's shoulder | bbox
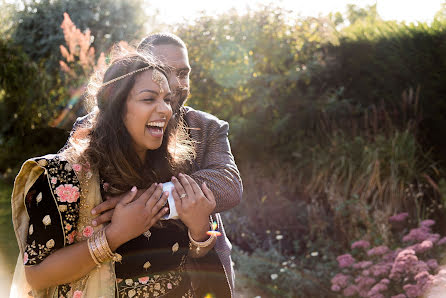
[182,106,228,129]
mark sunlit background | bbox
[149,0,442,25]
[2,0,446,296]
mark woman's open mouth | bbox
[146,121,165,138]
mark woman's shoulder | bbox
[14,153,82,208]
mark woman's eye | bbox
[142,98,154,102]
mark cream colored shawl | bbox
[10,157,116,298]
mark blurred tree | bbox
[11,0,149,72]
[0,0,17,39]
[346,3,380,24]
[434,2,446,21]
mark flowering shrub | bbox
[331,213,446,297]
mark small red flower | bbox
[73,290,83,298]
[23,252,28,264]
[138,276,150,284]
[67,231,77,244]
[82,226,94,238]
[65,223,72,231]
[72,164,82,172]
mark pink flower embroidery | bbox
[167,283,172,289]
[67,231,76,244]
[82,226,94,238]
[103,182,110,192]
[73,290,83,298]
[138,276,150,284]
[51,177,57,184]
[72,164,82,172]
[23,252,28,264]
[65,223,72,231]
[55,184,80,203]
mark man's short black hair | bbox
[137,33,186,52]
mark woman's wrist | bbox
[188,219,211,242]
[104,225,124,251]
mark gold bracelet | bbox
[87,237,100,266]
[94,231,109,263]
[97,228,122,262]
[101,229,122,262]
[188,229,216,248]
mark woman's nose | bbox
[157,100,172,115]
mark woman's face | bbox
[123,69,172,160]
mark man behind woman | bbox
[11,36,239,297]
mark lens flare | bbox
[207,221,222,237]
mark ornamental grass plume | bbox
[331,213,445,297]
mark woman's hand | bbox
[171,173,216,241]
[91,187,149,226]
[105,183,169,250]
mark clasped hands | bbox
[95,173,216,248]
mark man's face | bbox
[151,44,191,113]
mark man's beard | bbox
[173,88,190,115]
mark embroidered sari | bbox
[10,155,201,297]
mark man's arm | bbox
[184,107,242,213]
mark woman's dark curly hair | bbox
[64,45,195,195]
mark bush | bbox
[331,213,446,297]
[233,245,336,297]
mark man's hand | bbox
[91,186,152,226]
[171,173,216,241]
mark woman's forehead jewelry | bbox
[152,68,164,94]
[102,65,163,88]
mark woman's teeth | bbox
[146,121,164,127]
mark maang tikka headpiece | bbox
[101,66,165,93]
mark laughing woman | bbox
[10,47,221,297]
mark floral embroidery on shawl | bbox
[23,155,82,297]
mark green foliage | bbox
[0,39,69,173]
[0,179,17,286]
[0,39,52,140]
[233,245,336,297]
[0,0,17,38]
[11,0,147,72]
[345,3,380,25]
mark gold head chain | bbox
[102,66,165,94]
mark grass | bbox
[0,179,17,294]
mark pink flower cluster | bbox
[388,212,409,223]
[337,254,355,268]
[352,240,371,250]
[367,245,389,256]
[331,213,444,298]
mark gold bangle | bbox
[87,237,100,266]
[99,229,115,260]
[94,231,108,263]
[91,233,104,263]
[188,229,216,248]
[99,228,122,263]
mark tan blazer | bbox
[183,106,243,296]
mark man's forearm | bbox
[191,167,242,213]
